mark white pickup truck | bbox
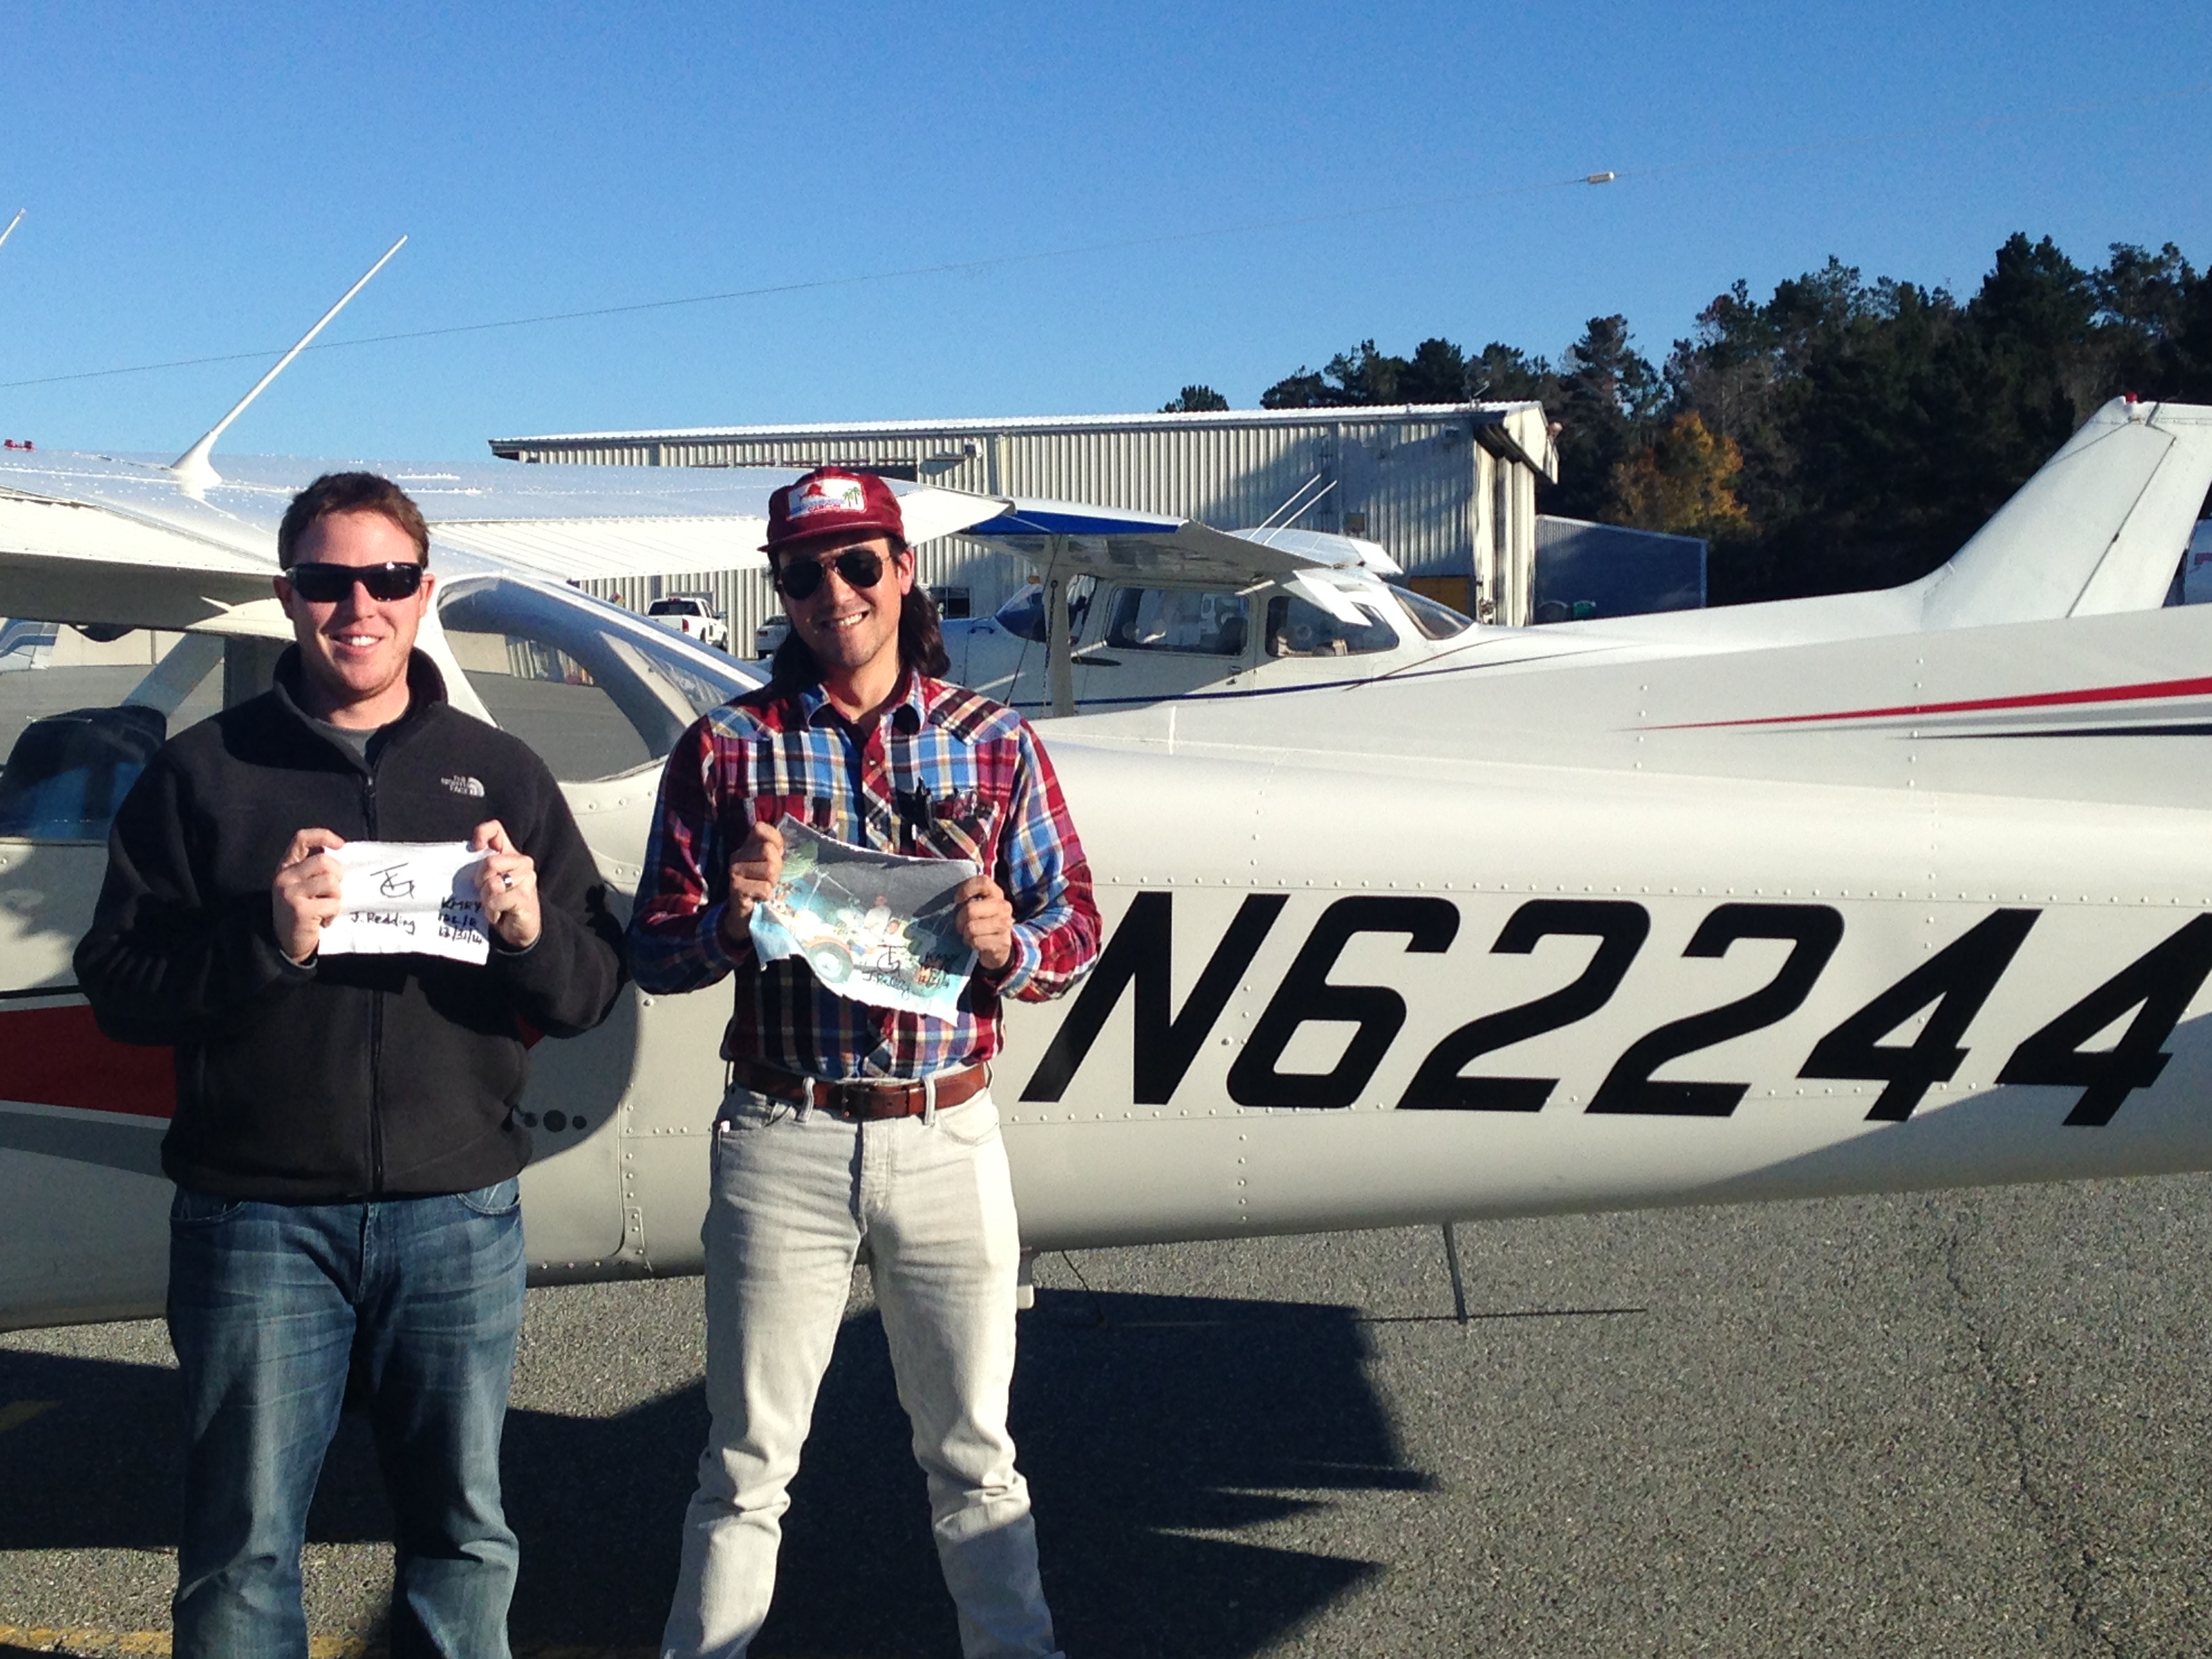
[646,594,729,651]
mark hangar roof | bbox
[491,402,1557,480]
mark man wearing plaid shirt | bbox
[631,468,1099,1659]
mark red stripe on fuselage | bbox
[1647,673,2212,732]
[0,1004,173,1120]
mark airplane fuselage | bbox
[9,598,2212,1331]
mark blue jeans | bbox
[165,1181,528,1659]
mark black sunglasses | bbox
[285,561,426,603]
[775,548,886,601]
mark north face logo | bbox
[443,775,486,798]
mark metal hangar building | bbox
[489,403,1559,647]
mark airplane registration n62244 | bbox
[3,399,2212,1332]
[996,881,2210,1248]
[970,605,2212,1252]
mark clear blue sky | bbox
[1,1,2205,462]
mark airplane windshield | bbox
[1389,587,1475,640]
[436,575,753,783]
[990,581,1092,645]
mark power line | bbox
[5,80,2206,395]
[1,175,1587,392]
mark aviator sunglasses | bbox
[285,561,426,603]
[775,547,888,601]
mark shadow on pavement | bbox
[1,1288,1427,1656]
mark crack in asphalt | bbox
[1940,1206,2126,1659]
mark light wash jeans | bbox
[659,1084,1062,1659]
[165,1180,527,1659]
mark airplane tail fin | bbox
[1915,397,2212,630]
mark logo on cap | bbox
[789,477,867,519]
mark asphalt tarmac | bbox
[6,1174,2212,1657]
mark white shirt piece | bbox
[319,841,493,966]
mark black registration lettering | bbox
[1019,891,1287,1104]
[1228,897,1459,1109]
[1799,909,2039,1121]
[1399,900,1650,1111]
[1996,913,2212,1126]
[1588,903,1844,1117]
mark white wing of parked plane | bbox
[963,500,1405,586]
[0,448,1008,627]
[964,501,1316,585]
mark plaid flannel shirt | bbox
[628,672,1101,1081]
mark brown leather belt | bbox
[731,1059,989,1122]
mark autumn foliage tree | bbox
[1611,413,1750,542]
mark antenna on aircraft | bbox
[0,210,23,253]
[168,234,407,497]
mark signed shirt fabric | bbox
[628,672,1100,1081]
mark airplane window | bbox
[1389,588,1475,640]
[1263,594,1397,657]
[436,576,754,783]
[1103,589,1249,657]
[0,623,222,842]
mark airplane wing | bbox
[0,450,1008,626]
[0,457,281,627]
[389,461,1006,582]
[962,500,1401,585]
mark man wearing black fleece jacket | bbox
[77,472,625,1659]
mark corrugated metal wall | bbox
[516,411,1542,626]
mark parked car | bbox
[646,594,729,651]
[754,613,790,658]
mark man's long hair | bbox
[768,543,949,691]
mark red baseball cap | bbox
[762,467,907,554]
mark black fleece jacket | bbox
[75,649,627,1202]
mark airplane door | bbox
[0,624,214,1327]
[0,834,176,1328]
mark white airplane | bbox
[8,441,2212,1327]
[933,395,2212,718]
[5,239,2212,1329]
